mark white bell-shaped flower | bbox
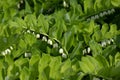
[62,53,67,58]
[87,47,91,53]
[10,46,13,50]
[42,36,47,42]
[53,43,58,48]
[59,48,64,54]
[36,34,40,38]
[101,41,106,47]
[47,39,53,45]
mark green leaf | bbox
[79,59,92,73]
[102,45,116,57]
[115,52,120,65]
[79,56,103,74]
[24,14,37,30]
[84,20,95,34]
[7,64,19,79]
[71,59,80,72]
[19,39,27,49]
[38,14,49,34]
[20,67,30,80]
[97,67,111,79]
[0,69,3,80]
[38,54,51,80]
[109,24,118,37]
[89,40,102,56]
[29,55,40,80]
[49,20,65,40]
[49,56,61,79]
[5,55,14,65]
[24,34,36,47]
[111,0,120,7]
[29,54,40,66]
[84,0,94,14]
[12,49,24,59]
[15,58,29,69]
[115,35,120,48]
[92,29,102,41]
[110,62,120,78]
[25,0,32,14]
[60,59,72,78]
[0,61,3,80]
[16,18,27,29]
[101,23,109,39]
[62,27,75,51]
[87,56,103,73]
[95,55,109,68]
[94,0,103,11]
[70,41,83,59]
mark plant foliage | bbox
[0,0,120,80]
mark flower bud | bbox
[47,39,53,45]
[62,53,67,58]
[59,48,64,54]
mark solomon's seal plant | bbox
[0,0,120,80]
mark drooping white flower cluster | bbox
[87,8,115,21]
[83,47,91,55]
[1,46,13,56]
[17,0,24,9]
[24,30,67,57]
[101,38,114,47]
[82,38,114,55]
[59,48,67,58]
[2,29,67,58]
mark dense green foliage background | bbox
[0,0,120,80]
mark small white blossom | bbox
[111,8,115,13]
[1,51,6,56]
[53,43,58,48]
[93,77,100,80]
[110,38,114,43]
[20,0,23,3]
[107,40,111,44]
[87,18,90,21]
[15,72,19,76]
[5,49,11,54]
[32,32,35,36]
[91,16,95,20]
[42,36,47,42]
[62,53,67,58]
[10,46,13,50]
[87,47,91,53]
[36,34,40,38]
[99,13,104,17]
[47,39,53,45]
[24,52,31,58]
[101,41,106,47]
[27,30,30,33]
[107,10,112,14]
[94,15,99,19]
[103,11,107,16]
[63,1,68,7]
[1,49,11,56]
[83,49,87,55]
[65,13,70,22]
[59,48,64,54]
